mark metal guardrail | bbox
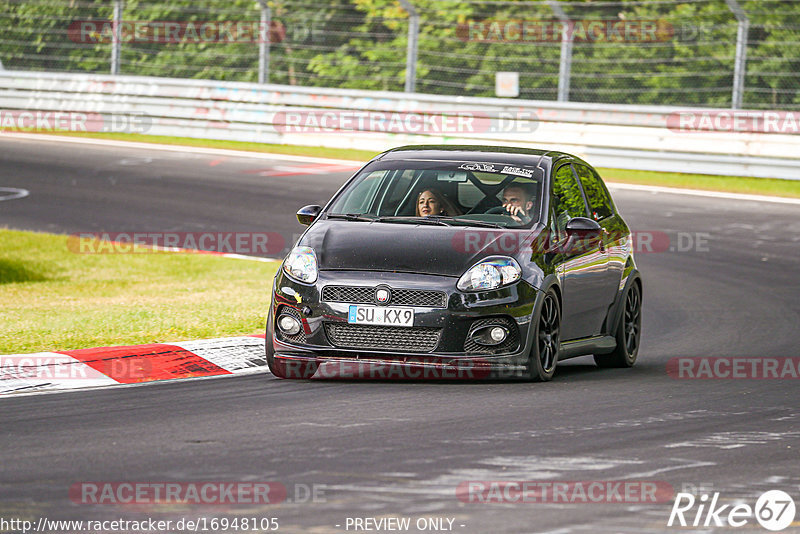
[1,70,798,179]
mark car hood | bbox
[299,220,537,277]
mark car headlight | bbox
[457,257,521,292]
[283,246,318,283]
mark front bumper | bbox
[267,269,540,379]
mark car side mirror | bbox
[565,216,601,237]
[563,217,602,254]
[296,205,322,226]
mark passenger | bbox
[501,184,534,224]
[416,188,461,217]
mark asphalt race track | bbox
[1,136,799,533]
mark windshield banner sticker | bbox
[459,162,499,173]
[501,165,534,177]
[459,162,534,178]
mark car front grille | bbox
[391,289,447,308]
[324,323,441,352]
[322,285,373,304]
[322,286,446,308]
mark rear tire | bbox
[527,288,560,381]
[595,281,641,368]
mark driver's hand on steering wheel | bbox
[503,202,529,223]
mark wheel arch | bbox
[609,270,642,337]
[521,274,561,356]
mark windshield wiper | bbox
[374,216,452,226]
[375,215,508,228]
[329,213,506,228]
[450,219,506,228]
[326,213,375,222]
[416,215,506,228]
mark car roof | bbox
[375,144,583,168]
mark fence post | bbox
[725,0,749,109]
[398,0,419,93]
[111,0,123,75]
[257,0,271,84]
[548,0,573,102]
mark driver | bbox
[501,184,534,224]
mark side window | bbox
[332,170,386,214]
[377,170,414,215]
[551,164,587,235]
[575,165,614,221]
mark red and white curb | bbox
[0,335,269,396]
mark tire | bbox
[527,288,560,381]
[265,308,288,378]
[595,281,641,368]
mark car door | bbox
[574,164,627,334]
[550,163,611,341]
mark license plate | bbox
[348,305,414,327]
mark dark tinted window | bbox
[551,164,587,234]
[575,165,614,221]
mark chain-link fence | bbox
[1,0,799,110]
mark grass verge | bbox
[0,229,278,354]
[21,131,800,199]
[597,167,800,199]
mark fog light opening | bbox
[277,314,302,336]
[470,324,509,346]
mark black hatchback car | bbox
[266,145,642,381]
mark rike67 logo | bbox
[668,490,796,531]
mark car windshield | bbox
[327,160,544,228]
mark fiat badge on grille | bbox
[375,287,391,305]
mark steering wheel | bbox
[486,206,508,215]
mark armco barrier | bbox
[1,70,798,179]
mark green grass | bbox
[0,229,279,354]
[597,167,800,199]
[24,131,800,199]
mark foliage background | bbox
[1,0,799,109]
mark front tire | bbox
[595,281,641,368]
[527,288,560,381]
[265,308,288,378]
